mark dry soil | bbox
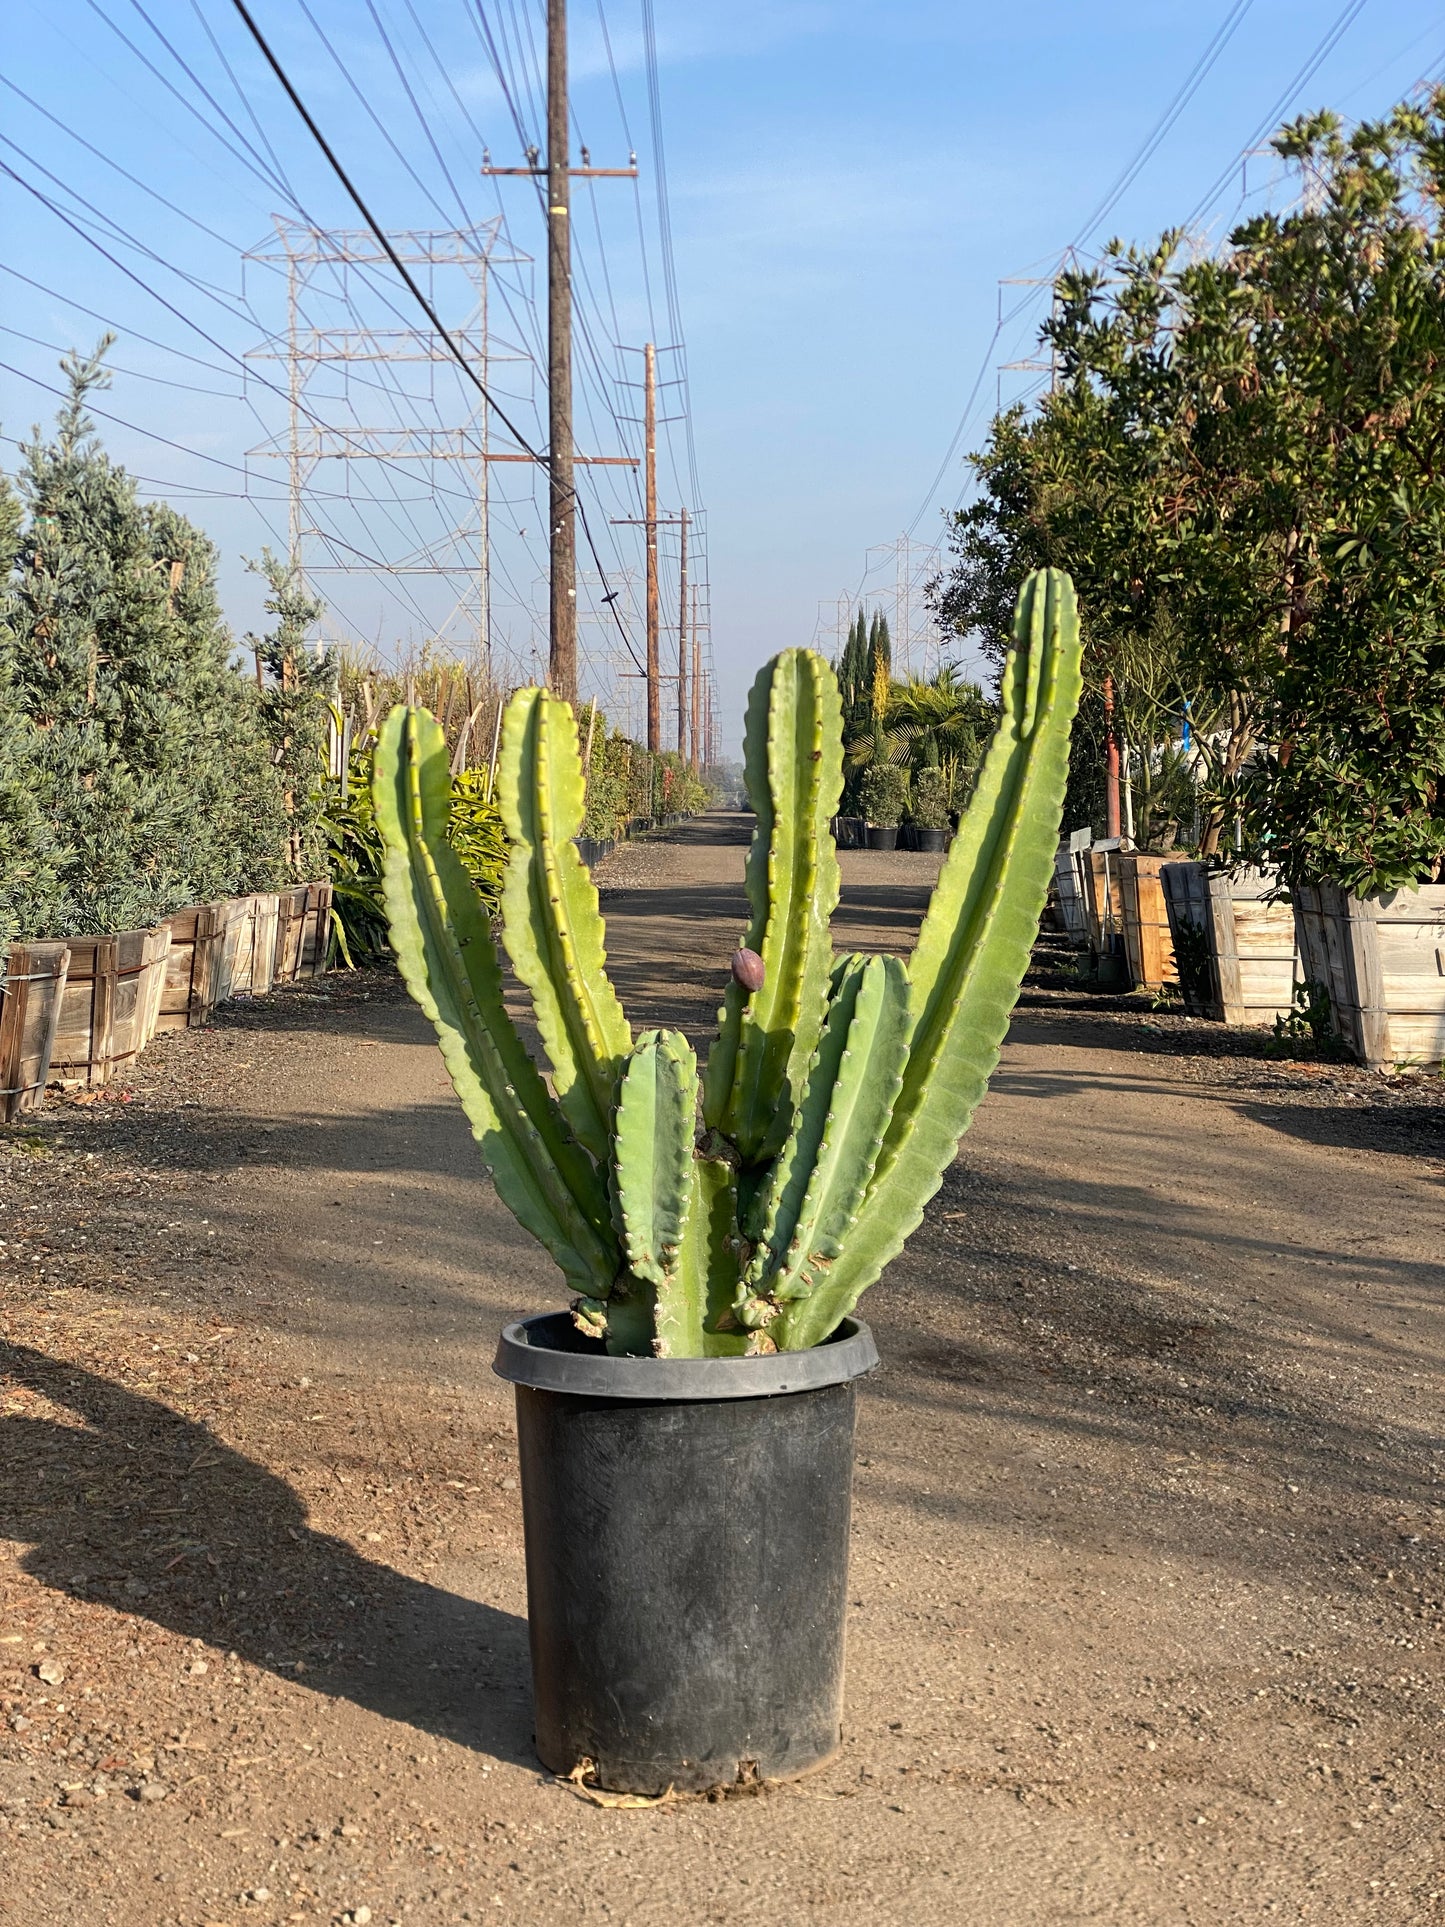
[1,812,1442,1926]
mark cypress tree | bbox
[247,550,335,882]
[0,340,293,938]
[0,469,64,946]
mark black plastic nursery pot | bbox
[493,1312,879,1795]
[865,824,899,851]
[914,826,948,854]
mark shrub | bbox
[859,761,908,827]
[910,767,950,831]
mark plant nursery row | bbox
[0,882,332,1124]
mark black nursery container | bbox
[493,1312,878,1795]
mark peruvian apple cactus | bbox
[373,568,1084,1355]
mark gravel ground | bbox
[1,815,1442,1925]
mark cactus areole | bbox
[374,570,1084,1359]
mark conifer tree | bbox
[247,550,334,881]
[0,340,293,938]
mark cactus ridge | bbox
[655,1154,751,1358]
[752,952,910,1328]
[702,650,842,1164]
[498,686,633,1161]
[773,568,1084,1350]
[372,707,617,1294]
[374,568,1083,1356]
[614,1029,697,1288]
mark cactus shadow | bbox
[0,1341,536,1766]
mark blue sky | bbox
[3,1,1443,747]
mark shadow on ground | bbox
[0,1342,535,1766]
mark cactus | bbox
[375,568,1083,1355]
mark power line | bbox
[898,0,1372,552]
[0,158,475,509]
[227,0,543,462]
[1069,0,1255,249]
[1181,0,1371,231]
[0,71,253,258]
[77,0,294,204]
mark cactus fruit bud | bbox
[571,1297,609,1339]
[731,947,765,992]
[735,1292,777,1330]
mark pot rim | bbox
[493,1311,878,1402]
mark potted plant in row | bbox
[909,766,951,853]
[374,568,1083,1795]
[858,760,909,851]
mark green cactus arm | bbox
[752,954,910,1338]
[702,650,843,1164]
[654,1154,750,1358]
[372,705,618,1294]
[776,568,1083,1350]
[613,1030,696,1288]
[497,686,633,1161]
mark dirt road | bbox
[2,813,1441,1924]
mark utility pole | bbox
[546,0,577,705]
[690,579,701,772]
[676,506,688,761]
[482,72,636,704]
[644,342,660,751]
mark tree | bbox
[0,339,293,939]
[931,87,1445,884]
[247,550,335,883]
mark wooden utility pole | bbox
[643,342,660,751]
[676,507,689,761]
[690,580,701,772]
[546,0,577,705]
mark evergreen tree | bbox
[247,550,335,882]
[0,468,65,945]
[0,340,293,938]
[867,612,892,718]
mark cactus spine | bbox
[375,569,1084,1356]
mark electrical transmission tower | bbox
[244,218,531,668]
[819,535,947,683]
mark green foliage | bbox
[574,715,711,841]
[1267,979,1344,1058]
[447,766,507,895]
[910,767,950,831]
[247,552,335,884]
[323,740,504,968]
[0,339,295,943]
[859,761,909,828]
[374,570,1083,1356]
[933,87,1445,889]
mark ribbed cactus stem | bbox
[374,569,1082,1358]
[498,687,632,1162]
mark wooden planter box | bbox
[1079,845,1126,953]
[1293,881,1445,1069]
[218,893,281,999]
[1117,854,1177,991]
[0,942,71,1122]
[50,925,171,1087]
[273,881,333,983]
[1161,864,1298,1026]
[156,902,235,1033]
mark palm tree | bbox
[844,666,995,812]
